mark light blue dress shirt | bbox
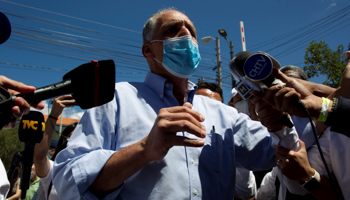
[53,72,276,200]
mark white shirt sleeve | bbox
[234,167,257,199]
[269,126,300,150]
[0,159,10,200]
[255,167,277,200]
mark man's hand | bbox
[142,102,206,162]
[247,100,259,121]
[274,139,314,182]
[250,93,286,131]
[251,68,323,119]
[0,75,45,129]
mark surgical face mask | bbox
[47,151,52,160]
[151,35,201,78]
[235,100,249,115]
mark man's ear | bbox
[142,43,154,60]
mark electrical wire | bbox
[301,103,344,200]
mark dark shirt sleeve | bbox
[328,97,350,137]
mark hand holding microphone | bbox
[229,51,301,128]
[0,76,45,129]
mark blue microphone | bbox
[230,51,295,128]
[243,52,285,88]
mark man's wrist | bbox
[313,97,333,122]
[311,96,323,119]
[300,168,321,191]
[300,167,315,182]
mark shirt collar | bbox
[144,72,197,102]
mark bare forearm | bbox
[89,140,151,198]
[33,117,56,177]
[295,79,336,97]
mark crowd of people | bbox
[1,7,350,200]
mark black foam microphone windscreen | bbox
[0,59,115,129]
[63,60,116,109]
[18,111,44,199]
[0,12,11,45]
[18,110,45,143]
[17,59,116,109]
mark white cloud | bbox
[326,2,337,10]
[31,100,84,119]
[63,107,84,119]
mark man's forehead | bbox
[155,10,194,28]
[284,70,301,79]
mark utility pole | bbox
[218,29,235,88]
[229,40,235,88]
[200,35,222,89]
[215,36,222,89]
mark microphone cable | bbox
[296,100,343,200]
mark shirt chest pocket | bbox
[199,132,234,174]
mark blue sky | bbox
[1,0,349,118]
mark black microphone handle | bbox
[19,142,35,199]
[15,79,73,105]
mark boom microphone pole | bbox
[0,59,116,129]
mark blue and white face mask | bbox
[47,151,52,160]
[151,35,201,78]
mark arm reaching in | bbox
[251,68,325,120]
[275,140,341,200]
[33,95,76,178]
[0,76,45,129]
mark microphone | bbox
[0,11,11,45]
[18,111,45,199]
[229,51,296,128]
[0,59,116,129]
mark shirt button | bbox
[191,159,194,164]
[194,189,198,195]
[160,94,163,98]
[165,84,169,88]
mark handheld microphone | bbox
[0,59,116,129]
[18,111,45,199]
[0,11,11,45]
[229,51,295,128]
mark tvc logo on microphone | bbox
[18,111,45,143]
[21,119,45,131]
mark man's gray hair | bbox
[280,65,308,81]
[142,7,177,43]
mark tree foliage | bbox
[0,122,60,172]
[303,40,348,88]
[0,124,24,171]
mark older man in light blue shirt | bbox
[53,8,294,200]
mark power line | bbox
[0,0,142,34]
